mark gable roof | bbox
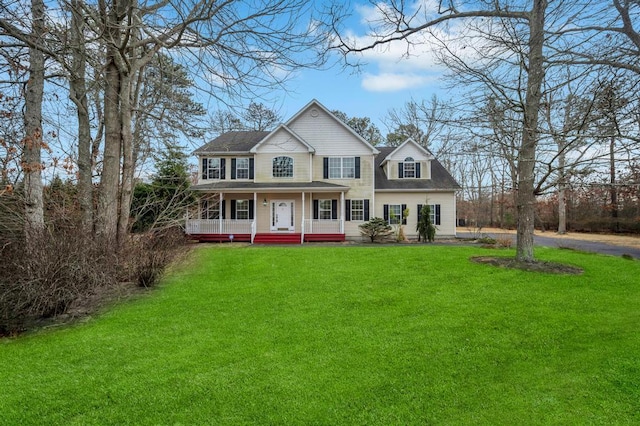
[285,99,380,154]
[380,138,433,165]
[193,131,269,155]
[375,147,461,191]
[249,124,315,153]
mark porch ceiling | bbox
[191,181,350,193]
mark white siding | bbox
[374,192,457,238]
[288,107,374,156]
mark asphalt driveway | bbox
[457,231,640,259]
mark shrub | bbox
[359,217,393,243]
[0,229,115,335]
[417,205,436,242]
[477,237,497,245]
[0,226,188,335]
[121,227,188,287]
[496,237,513,248]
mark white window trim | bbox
[389,204,402,225]
[206,158,221,180]
[236,199,249,220]
[319,199,332,221]
[272,156,294,178]
[236,158,250,180]
[328,157,356,179]
[350,199,364,221]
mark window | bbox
[403,157,415,178]
[346,199,370,221]
[273,156,293,178]
[350,200,364,221]
[328,158,342,179]
[236,158,249,179]
[398,157,420,179]
[418,204,441,225]
[384,203,407,225]
[325,157,360,179]
[388,204,402,224]
[201,199,220,219]
[235,199,249,220]
[202,158,224,180]
[319,199,332,220]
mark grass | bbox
[1,245,639,425]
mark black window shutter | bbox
[383,204,389,222]
[249,158,255,179]
[323,158,329,179]
[249,200,254,220]
[313,200,319,220]
[364,199,370,221]
[355,157,361,178]
[401,204,407,225]
[417,204,423,220]
[398,162,404,178]
[221,200,226,219]
[331,199,338,220]
[416,162,421,178]
[345,200,351,221]
[435,204,441,225]
[231,159,236,179]
[202,158,207,180]
[230,200,236,219]
[220,159,226,180]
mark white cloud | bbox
[343,1,499,93]
[362,72,437,92]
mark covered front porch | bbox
[186,182,349,244]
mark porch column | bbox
[253,192,257,222]
[340,191,345,234]
[309,192,313,233]
[219,192,223,233]
[301,192,305,244]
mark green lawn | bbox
[1,245,639,425]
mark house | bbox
[186,100,460,243]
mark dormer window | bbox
[399,157,421,179]
[273,156,294,178]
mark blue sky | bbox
[203,0,465,137]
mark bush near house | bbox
[359,217,393,242]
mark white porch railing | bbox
[185,219,253,235]
[251,220,257,244]
[302,219,343,234]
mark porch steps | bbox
[190,233,251,243]
[253,233,302,244]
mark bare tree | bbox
[328,0,637,262]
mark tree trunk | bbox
[96,44,122,247]
[70,0,93,234]
[609,134,618,231]
[23,0,46,239]
[516,0,547,262]
[117,72,134,244]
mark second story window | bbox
[324,157,360,179]
[273,156,293,178]
[236,158,249,179]
[202,158,225,180]
[231,158,254,180]
[399,157,420,178]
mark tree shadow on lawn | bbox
[471,256,584,275]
